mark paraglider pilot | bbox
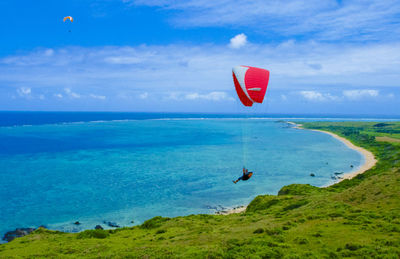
[233,167,253,184]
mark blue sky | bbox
[1,0,400,114]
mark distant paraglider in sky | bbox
[232,66,270,107]
[63,16,73,22]
[63,16,73,33]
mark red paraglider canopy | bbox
[232,66,270,107]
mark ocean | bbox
[0,112,381,241]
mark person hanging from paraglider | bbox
[233,167,253,184]
[231,65,269,184]
[63,16,73,32]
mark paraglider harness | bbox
[241,168,253,180]
[233,167,253,184]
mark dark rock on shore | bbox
[95,225,103,230]
[2,228,36,242]
[103,221,120,228]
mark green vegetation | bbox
[1,121,400,258]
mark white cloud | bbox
[130,0,400,41]
[1,41,400,109]
[16,87,33,99]
[17,87,31,96]
[229,33,247,49]
[139,92,149,99]
[298,89,384,102]
[64,88,81,99]
[164,92,180,100]
[39,94,45,100]
[164,91,234,101]
[299,91,325,101]
[184,91,234,101]
[343,89,379,100]
[44,49,54,57]
[89,94,106,100]
[54,93,63,98]
[105,56,143,64]
[299,91,338,102]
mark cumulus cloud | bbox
[44,49,54,57]
[89,94,106,100]
[229,33,248,49]
[104,56,143,64]
[299,91,324,101]
[184,91,234,101]
[1,41,400,112]
[298,89,385,102]
[16,87,31,97]
[343,89,379,100]
[139,92,149,99]
[164,91,234,101]
[64,88,81,99]
[299,91,338,101]
[164,92,180,100]
[2,42,400,93]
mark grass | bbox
[376,136,400,144]
[1,121,400,258]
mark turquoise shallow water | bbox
[0,118,362,240]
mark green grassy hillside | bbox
[1,122,399,258]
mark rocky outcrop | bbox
[103,221,120,228]
[2,228,36,242]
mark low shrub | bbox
[76,229,109,239]
[141,216,170,229]
[156,229,166,234]
[283,200,309,211]
[253,228,264,234]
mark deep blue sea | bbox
[1,112,397,241]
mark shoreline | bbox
[293,123,377,185]
[286,121,376,185]
[221,121,377,215]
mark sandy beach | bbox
[295,124,377,184]
[221,121,377,215]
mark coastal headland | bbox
[1,121,399,258]
[219,121,378,215]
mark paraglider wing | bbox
[233,66,253,106]
[232,66,270,106]
[63,16,73,22]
